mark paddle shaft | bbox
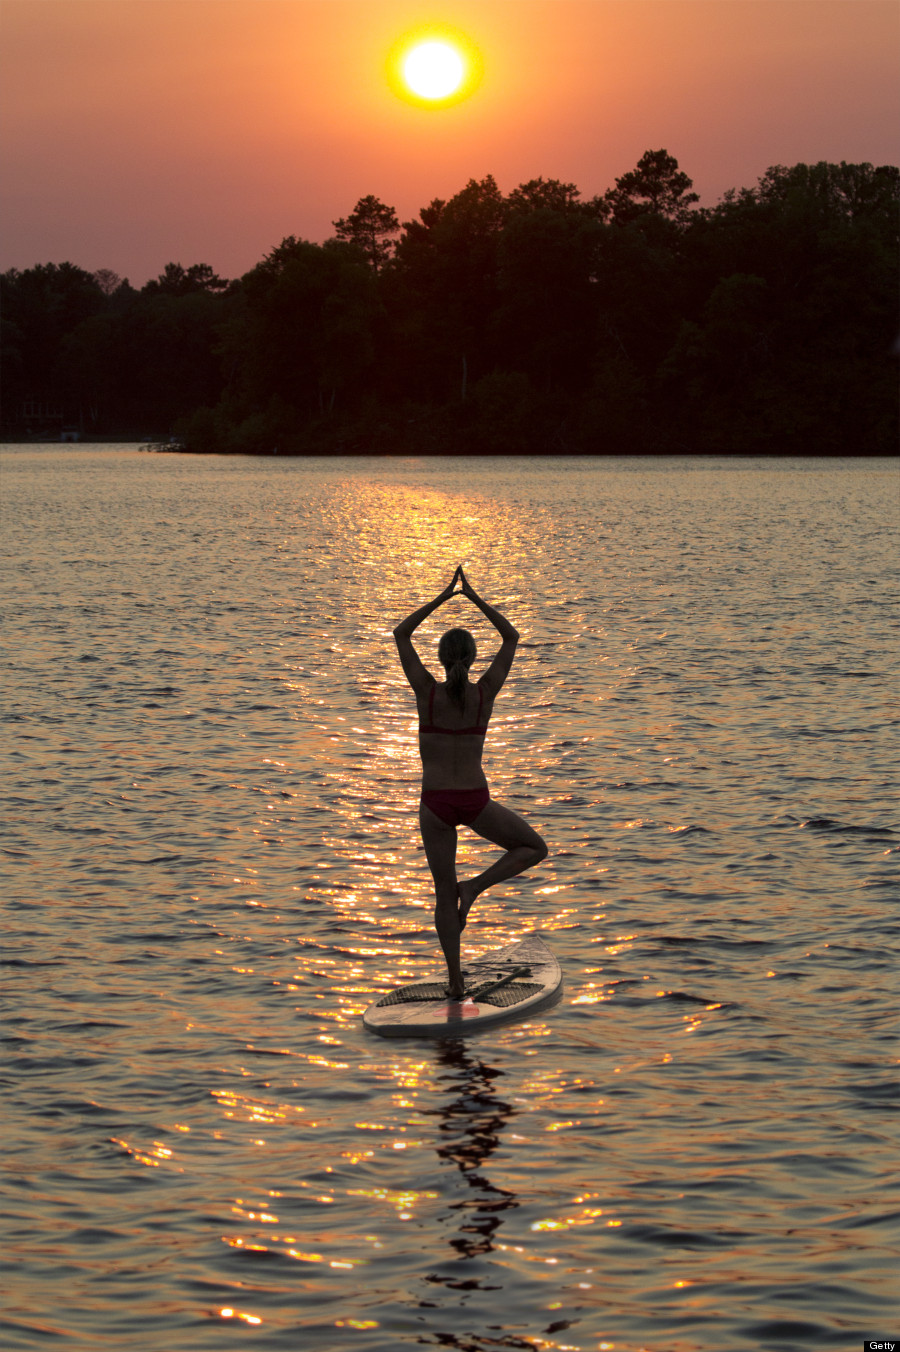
[464,964,531,1001]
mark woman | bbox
[393,566,547,999]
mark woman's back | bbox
[418,680,492,790]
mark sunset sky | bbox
[2,0,897,286]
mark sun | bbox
[388,26,482,108]
[404,41,464,101]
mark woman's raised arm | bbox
[393,569,461,692]
[458,568,519,696]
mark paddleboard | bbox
[363,934,562,1038]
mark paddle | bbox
[460,964,531,1002]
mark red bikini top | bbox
[420,683,488,737]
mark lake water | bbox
[1,447,898,1352]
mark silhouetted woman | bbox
[393,566,547,998]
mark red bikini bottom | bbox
[420,786,490,827]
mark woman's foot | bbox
[444,983,466,1001]
[457,879,479,931]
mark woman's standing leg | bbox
[419,802,464,996]
[457,800,547,928]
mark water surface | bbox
[2,449,898,1351]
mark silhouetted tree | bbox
[0,263,104,432]
[57,283,231,435]
[143,262,229,296]
[592,217,686,375]
[333,195,400,272]
[507,177,585,215]
[4,154,896,454]
[93,268,123,296]
[603,149,699,227]
[393,175,509,397]
[661,160,900,452]
[494,204,600,391]
[754,160,899,235]
[189,236,379,451]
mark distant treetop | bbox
[143,262,229,296]
[332,195,401,272]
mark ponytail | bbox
[446,659,469,711]
[438,628,477,712]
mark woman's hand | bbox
[434,567,462,605]
[394,568,460,687]
[455,569,519,646]
[457,566,477,600]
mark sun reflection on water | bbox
[219,1308,262,1325]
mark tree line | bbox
[2,151,897,454]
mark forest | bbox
[2,151,897,455]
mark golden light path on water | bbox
[0,450,897,1350]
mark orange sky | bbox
[1,0,897,285]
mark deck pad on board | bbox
[362,934,562,1038]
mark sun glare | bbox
[388,26,482,108]
[404,41,464,100]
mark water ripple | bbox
[1,448,898,1351]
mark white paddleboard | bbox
[363,934,563,1038]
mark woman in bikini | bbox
[393,566,547,998]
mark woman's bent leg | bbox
[458,800,547,929]
[419,802,464,996]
